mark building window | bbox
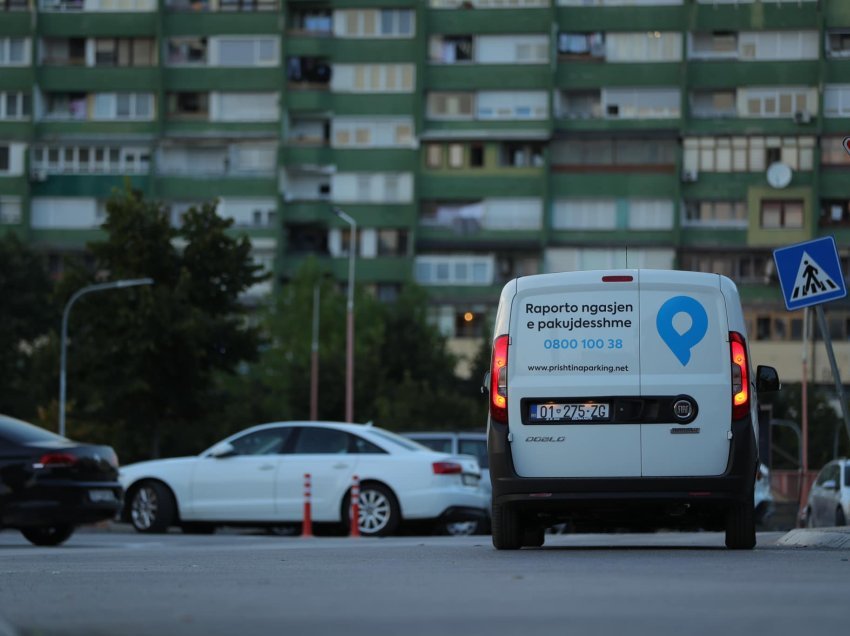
[499,143,543,168]
[690,90,736,118]
[683,201,747,227]
[95,38,156,67]
[332,118,415,148]
[426,92,474,119]
[0,38,28,65]
[167,38,208,65]
[740,86,815,118]
[447,144,464,168]
[42,38,86,65]
[821,137,850,166]
[681,251,773,284]
[214,37,278,67]
[425,144,443,168]
[683,137,815,173]
[689,31,738,59]
[0,91,30,120]
[760,200,804,229]
[605,32,682,63]
[2,0,29,10]
[167,92,209,120]
[0,197,22,224]
[335,9,415,38]
[415,255,494,286]
[558,32,605,59]
[827,29,850,59]
[288,8,332,34]
[553,199,617,231]
[32,145,151,175]
[820,199,850,226]
[551,138,677,169]
[376,229,408,257]
[602,87,680,119]
[0,146,10,172]
[332,64,415,93]
[429,35,473,63]
[93,93,154,120]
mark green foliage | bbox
[217,258,488,435]
[59,189,266,461]
[762,382,850,470]
[0,233,55,418]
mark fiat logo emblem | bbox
[673,399,693,420]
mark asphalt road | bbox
[0,527,847,636]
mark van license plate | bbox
[529,402,610,422]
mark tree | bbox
[225,260,488,433]
[0,233,54,418]
[59,189,266,461]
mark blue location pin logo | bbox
[656,296,708,366]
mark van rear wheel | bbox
[725,500,756,550]
[492,502,521,550]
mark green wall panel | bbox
[423,120,551,135]
[280,145,335,166]
[680,228,749,248]
[38,13,158,37]
[163,68,280,91]
[284,36,335,58]
[0,177,28,197]
[30,175,149,198]
[823,62,850,84]
[38,67,160,92]
[555,62,680,88]
[548,230,674,246]
[417,227,542,248]
[0,12,32,36]
[332,39,418,63]
[684,118,817,137]
[0,121,33,140]
[283,201,416,227]
[0,68,35,90]
[163,121,278,136]
[285,90,335,112]
[690,3,819,31]
[551,172,676,197]
[419,173,545,198]
[556,6,686,31]
[155,177,277,199]
[818,170,850,198]
[825,1,850,26]
[687,61,820,89]
[555,118,682,133]
[427,8,553,35]
[29,229,104,248]
[162,13,281,36]
[35,121,159,136]
[331,94,418,116]
[426,64,551,90]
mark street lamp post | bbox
[59,278,154,437]
[333,207,356,423]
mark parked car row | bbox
[5,409,848,546]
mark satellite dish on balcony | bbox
[766,162,792,189]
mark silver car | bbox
[803,459,849,528]
[403,431,490,535]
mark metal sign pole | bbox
[815,306,850,448]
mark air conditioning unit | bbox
[681,169,698,183]
[793,110,812,124]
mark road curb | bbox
[777,527,850,550]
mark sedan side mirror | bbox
[208,442,236,459]
[756,365,780,393]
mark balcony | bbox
[692,1,818,31]
[555,5,686,32]
[687,61,820,89]
[419,173,544,199]
[38,67,159,92]
[555,62,680,89]
[428,6,552,35]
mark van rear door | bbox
[638,271,732,477]
[508,270,641,478]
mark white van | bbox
[486,269,779,550]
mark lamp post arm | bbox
[58,278,153,437]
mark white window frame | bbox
[0,197,22,224]
[0,92,30,120]
[211,37,279,67]
[414,255,495,286]
[91,93,155,121]
[0,38,30,66]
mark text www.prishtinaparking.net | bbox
[527,364,630,374]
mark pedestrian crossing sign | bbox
[773,236,847,311]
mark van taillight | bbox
[730,332,749,420]
[490,335,509,423]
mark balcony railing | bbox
[40,0,156,10]
[1,0,28,10]
[165,0,277,11]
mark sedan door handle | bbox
[258,464,275,471]
[333,463,349,470]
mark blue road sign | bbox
[773,236,847,311]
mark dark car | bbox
[0,414,122,546]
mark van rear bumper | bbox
[489,418,758,527]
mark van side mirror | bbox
[481,371,491,395]
[756,365,780,393]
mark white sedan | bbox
[119,421,488,537]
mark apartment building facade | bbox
[2,0,850,381]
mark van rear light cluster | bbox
[432,461,463,475]
[730,331,749,420]
[490,335,509,423]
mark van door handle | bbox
[333,463,349,470]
